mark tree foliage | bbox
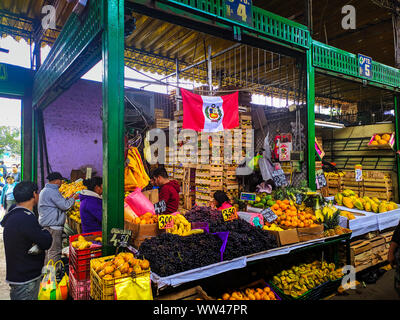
[0,126,21,156]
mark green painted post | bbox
[394,95,400,202]
[101,0,125,255]
[306,45,316,191]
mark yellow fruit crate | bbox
[90,255,151,300]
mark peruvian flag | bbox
[181,88,239,132]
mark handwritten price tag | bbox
[261,208,278,223]
[158,214,174,230]
[222,206,238,222]
[109,228,132,248]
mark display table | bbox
[336,205,400,237]
[150,234,350,290]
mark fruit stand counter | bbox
[146,234,351,291]
[336,205,400,238]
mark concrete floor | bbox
[329,268,400,300]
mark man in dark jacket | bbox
[151,167,180,214]
[1,181,53,300]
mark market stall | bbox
[2,0,400,302]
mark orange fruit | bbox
[299,222,305,228]
[283,199,289,205]
[269,291,276,299]
[134,217,141,224]
[276,210,282,216]
[292,222,298,228]
[290,206,297,211]
[264,286,271,293]
[272,204,280,210]
[276,200,282,205]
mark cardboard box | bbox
[142,189,159,204]
[297,225,324,242]
[124,220,164,249]
[268,229,299,246]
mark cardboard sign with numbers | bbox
[261,207,278,223]
[158,214,174,230]
[315,170,327,190]
[154,200,167,215]
[109,228,132,248]
[222,206,239,222]
[272,168,288,187]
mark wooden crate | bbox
[154,108,164,118]
[156,286,212,300]
[381,231,394,243]
[369,236,389,266]
[350,240,372,272]
[362,177,393,201]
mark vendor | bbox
[79,177,103,233]
[150,167,180,214]
[213,191,233,211]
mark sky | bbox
[0,35,330,129]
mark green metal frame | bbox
[101,0,126,255]
[0,63,33,182]
[313,40,400,92]
[395,95,400,201]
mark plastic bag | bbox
[124,202,138,222]
[114,273,153,300]
[38,260,69,300]
[124,147,150,191]
[238,212,264,228]
[125,188,156,217]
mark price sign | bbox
[272,169,288,187]
[154,200,167,215]
[158,214,174,230]
[261,207,278,223]
[109,228,132,248]
[296,193,304,205]
[224,0,253,26]
[358,54,372,79]
[315,170,327,190]
[222,206,239,222]
[355,165,363,182]
[240,192,256,201]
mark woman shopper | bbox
[1,175,17,212]
[79,177,103,233]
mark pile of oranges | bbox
[221,286,278,300]
[270,199,319,229]
[134,212,158,225]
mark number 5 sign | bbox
[225,0,253,26]
[358,54,372,79]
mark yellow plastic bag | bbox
[114,273,153,300]
[38,260,69,300]
[124,147,150,191]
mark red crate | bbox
[69,231,102,281]
[69,268,91,300]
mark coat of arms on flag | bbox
[181,88,239,132]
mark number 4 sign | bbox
[224,0,253,26]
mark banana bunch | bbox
[263,224,284,231]
[166,214,202,236]
[271,261,343,298]
[60,180,86,198]
[68,202,81,224]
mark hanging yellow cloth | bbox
[124,147,150,191]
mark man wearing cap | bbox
[38,172,79,265]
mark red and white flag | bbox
[181,88,239,132]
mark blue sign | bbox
[224,0,253,26]
[240,192,256,201]
[358,54,372,79]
